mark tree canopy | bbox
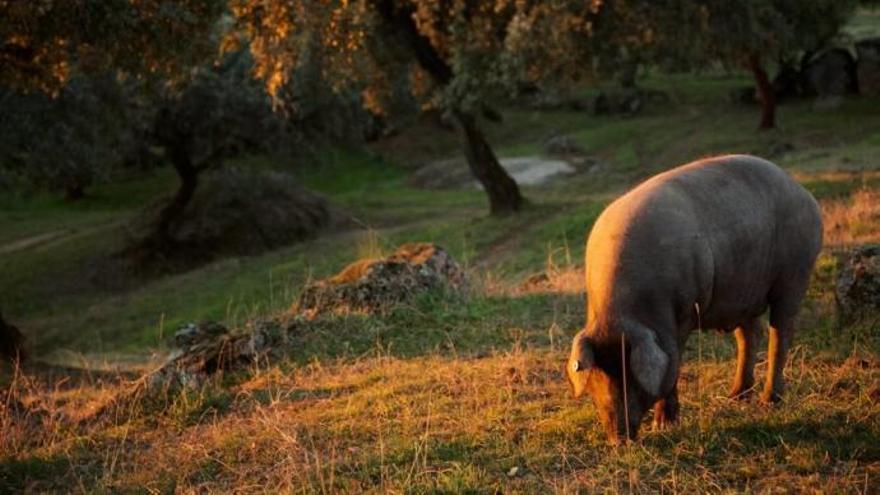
[229,0,602,214]
[0,0,224,94]
[664,0,859,128]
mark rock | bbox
[295,243,466,318]
[410,156,576,190]
[147,319,288,390]
[856,38,880,97]
[590,88,670,115]
[543,134,586,157]
[768,141,795,159]
[803,48,858,98]
[593,88,642,115]
[408,157,473,189]
[485,157,575,187]
[836,245,880,325]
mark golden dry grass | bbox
[822,188,880,247]
[3,339,879,493]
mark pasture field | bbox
[2,73,880,493]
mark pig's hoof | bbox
[652,419,669,432]
[652,415,678,432]
[759,391,782,405]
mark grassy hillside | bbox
[2,72,880,492]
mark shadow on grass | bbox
[0,452,99,493]
[647,414,880,467]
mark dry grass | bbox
[822,188,880,247]
[3,339,879,493]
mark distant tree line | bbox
[0,0,872,217]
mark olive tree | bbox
[0,0,224,94]
[0,75,132,200]
[680,0,857,129]
[148,51,283,245]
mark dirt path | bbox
[0,230,72,256]
[0,219,127,257]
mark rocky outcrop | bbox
[146,319,289,390]
[295,243,467,318]
[803,48,858,98]
[543,134,587,157]
[836,245,880,325]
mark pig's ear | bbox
[567,332,594,398]
[629,331,668,397]
[570,333,594,373]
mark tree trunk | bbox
[0,311,25,363]
[748,54,776,130]
[64,182,85,201]
[155,146,199,243]
[455,111,523,215]
[376,0,524,215]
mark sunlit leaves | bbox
[0,0,225,94]
[228,0,605,114]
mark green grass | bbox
[4,74,880,358]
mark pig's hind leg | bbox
[761,274,811,405]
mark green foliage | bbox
[670,0,858,68]
[0,0,226,94]
[0,74,136,199]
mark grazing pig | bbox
[566,155,822,444]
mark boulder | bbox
[803,48,858,98]
[409,156,576,189]
[590,88,670,115]
[295,243,466,318]
[856,38,880,97]
[543,134,587,157]
[592,88,643,115]
[836,245,880,325]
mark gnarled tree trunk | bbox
[377,0,523,215]
[454,111,523,215]
[0,311,25,363]
[748,54,776,130]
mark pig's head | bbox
[566,326,669,444]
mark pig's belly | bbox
[700,290,770,331]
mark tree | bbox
[0,311,25,363]
[686,0,857,129]
[0,74,132,200]
[0,0,225,95]
[146,51,284,246]
[229,0,599,215]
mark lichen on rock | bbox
[146,319,291,391]
[294,242,467,318]
[836,244,880,325]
